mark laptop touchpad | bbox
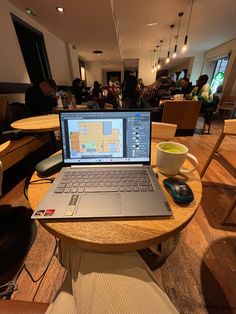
[77,193,122,217]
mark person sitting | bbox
[25,78,58,116]
[105,81,119,109]
[122,75,140,109]
[189,74,213,112]
[178,77,193,96]
[91,81,102,98]
[72,78,100,109]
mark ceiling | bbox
[9,0,236,70]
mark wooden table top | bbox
[0,141,11,158]
[28,141,202,253]
[11,114,60,132]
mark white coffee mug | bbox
[156,141,198,176]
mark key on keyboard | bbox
[54,169,155,193]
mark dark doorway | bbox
[124,70,138,79]
[11,14,51,84]
[156,70,168,79]
[106,71,121,84]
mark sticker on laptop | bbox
[44,209,56,216]
[34,210,45,217]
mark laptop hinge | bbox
[70,164,144,168]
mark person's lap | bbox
[46,241,179,314]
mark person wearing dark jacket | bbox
[179,77,193,96]
[25,79,58,116]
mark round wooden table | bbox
[0,140,11,158]
[28,141,202,253]
[11,114,59,132]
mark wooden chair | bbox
[162,100,201,136]
[200,119,236,224]
[152,122,177,140]
[219,96,236,119]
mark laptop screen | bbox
[59,110,151,165]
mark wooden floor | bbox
[1,120,236,313]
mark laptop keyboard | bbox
[54,169,155,193]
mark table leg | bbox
[138,233,181,270]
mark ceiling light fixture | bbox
[157,40,163,69]
[25,8,37,16]
[93,50,103,56]
[56,7,65,13]
[173,12,184,58]
[166,25,175,64]
[138,43,142,47]
[146,22,157,27]
[182,0,194,53]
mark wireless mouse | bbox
[163,177,194,204]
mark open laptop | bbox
[32,110,172,219]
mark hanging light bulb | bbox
[182,0,194,53]
[157,40,163,69]
[151,49,157,72]
[155,46,159,71]
[166,24,175,64]
[173,12,184,58]
[166,52,170,64]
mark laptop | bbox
[32,110,172,219]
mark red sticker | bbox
[44,209,55,216]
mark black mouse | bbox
[163,177,194,204]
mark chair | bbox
[152,122,177,140]
[202,95,220,134]
[200,119,236,224]
[162,100,201,136]
[219,96,236,119]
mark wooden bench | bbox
[0,134,51,171]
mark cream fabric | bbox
[46,242,179,314]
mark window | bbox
[211,57,229,93]
[12,14,52,84]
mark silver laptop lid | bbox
[59,110,151,165]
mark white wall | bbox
[202,38,236,96]
[189,53,205,85]
[69,46,81,80]
[86,62,103,87]
[0,0,72,85]
[138,54,156,86]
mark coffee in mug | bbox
[156,142,198,176]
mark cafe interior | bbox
[0,0,236,313]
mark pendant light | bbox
[151,49,156,73]
[157,40,163,69]
[182,0,194,52]
[166,25,175,64]
[173,12,184,58]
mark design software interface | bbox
[60,111,151,164]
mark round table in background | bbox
[0,141,11,158]
[11,114,59,132]
[28,140,202,253]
